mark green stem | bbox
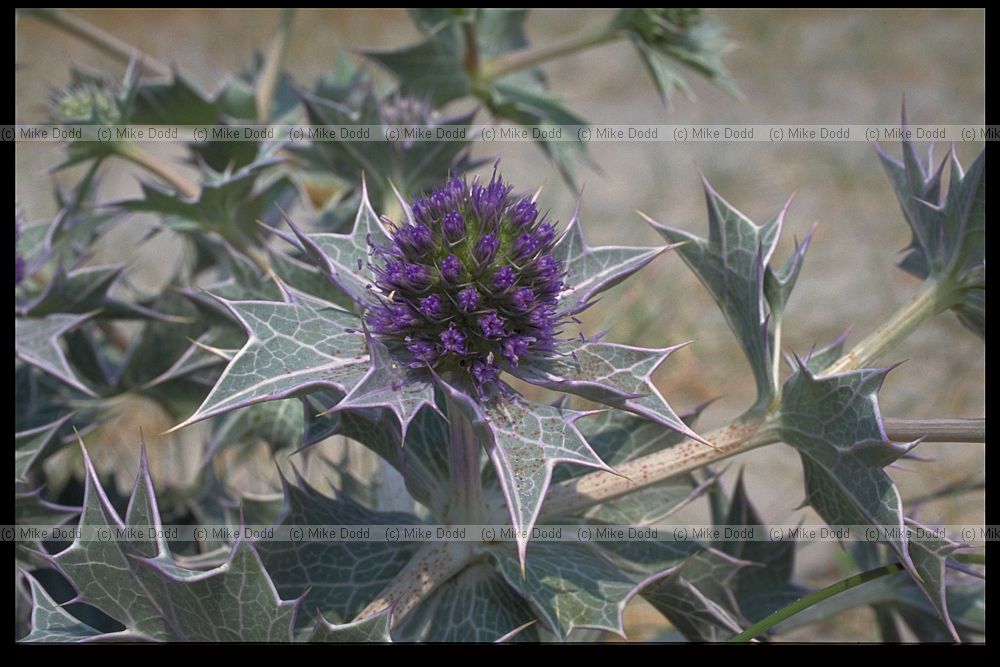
[770,314,783,403]
[27,9,172,78]
[462,20,480,77]
[732,552,984,642]
[479,26,619,81]
[444,388,487,523]
[729,563,906,643]
[114,142,199,199]
[255,9,296,122]
[823,279,957,375]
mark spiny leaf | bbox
[641,558,746,641]
[491,541,678,639]
[791,329,850,375]
[553,203,670,316]
[168,295,369,432]
[309,608,393,642]
[295,79,483,205]
[328,333,439,443]
[876,110,985,339]
[515,338,705,444]
[281,180,391,308]
[438,377,614,568]
[778,362,959,640]
[566,408,712,524]
[15,312,97,396]
[479,81,592,190]
[256,473,421,622]
[131,71,221,126]
[307,401,452,516]
[202,398,303,464]
[394,562,539,642]
[764,229,814,320]
[615,9,742,106]
[715,473,806,625]
[364,38,472,108]
[903,518,965,642]
[15,414,73,483]
[114,145,293,251]
[20,263,172,321]
[19,571,114,643]
[645,180,790,406]
[50,443,301,641]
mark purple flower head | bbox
[395,223,433,256]
[403,262,431,288]
[501,335,533,367]
[479,311,506,339]
[470,359,500,387]
[493,266,516,290]
[440,254,463,282]
[439,325,466,355]
[366,164,570,393]
[442,211,465,241]
[536,223,556,246]
[457,286,479,312]
[474,232,499,265]
[536,254,562,279]
[367,301,419,334]
[406,339,438,366]
[419,293,444,319]
[471,171,513,224]
[512,287,535,312]
[509,198,538,228]
[512,233,540,260]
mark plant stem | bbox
[728,563,906,642]
[541,414,775,520]
[352,541,474,627]
[28,9,172,78]
[114,144,275,272]
[549,277,970,518]
[114,143,199,199]
[883,418,985,443]
[444,390,487,523]
[255,9,296,122]
[462,21,480,77]
[479,27,619,81]
[823,279,957,375]
[732,552,984,642]
[359,415,981,629]
[542,415,985,520]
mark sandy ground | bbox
[15,9,985,641]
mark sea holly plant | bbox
[15,8,984,644]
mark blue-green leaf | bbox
[515,338,705,444]
[281,180,391,308]
[15,313,97,396]
[51,444,301,641]
[645,180,790,405]
[256,474,421,621]
[491,541,675,639]
[877,112,985,339]
[15,414,72,483]
[554,204,670,316]
[309,608,392,642]
[395,563,539,642]
[778,362,959,640]
[437,378,613,567]
[169,295,369,431]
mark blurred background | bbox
[15,9,985,641]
